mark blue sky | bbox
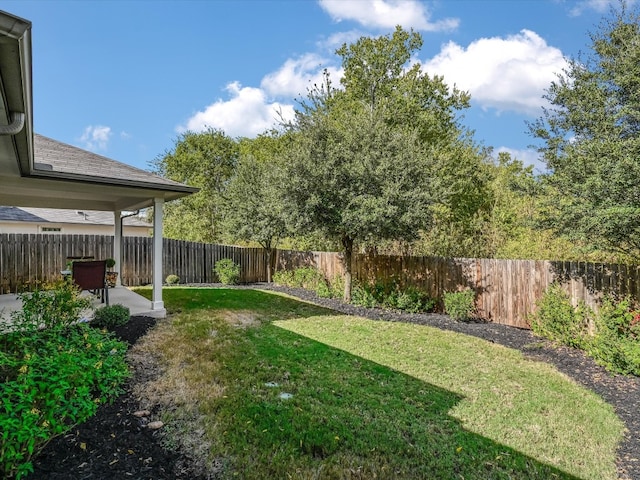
[3,0,629,173]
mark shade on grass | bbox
[133,287,624,479]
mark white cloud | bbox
[79,125,112,151]
[261,53,343,98]
[178,82,295,138]
[424,30,568,116]
[318,0,459,31]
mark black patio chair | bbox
[72,260,109,305]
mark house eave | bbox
[0,10,33,177]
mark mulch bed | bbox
[24,284,640,479]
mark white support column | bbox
[113,210,122,287]
[152,197,165,314]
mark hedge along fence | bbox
[275,251,640,329]
[2,233,640,328]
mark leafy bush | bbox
[351,283,379,308]
[165,274,180,285]
[316,274,346,299]
[273,269,295,286]
[329,275,345,299]
[272,267,325,291]
[91,304,130,329]
[396,287,436,314]
[293,267,324,289]
[214,259,241,285]
[530,286,640,376]
[586,297,640,375]
[443,289,476,321]
[0,324,129,479]
[315,279,332,298]
[529,283,588,348]
[6,279,92,332]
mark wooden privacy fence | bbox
[0,234,270,294]
[275,251,640,329]
[3,234,640,328]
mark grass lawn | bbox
[132,287,624,479]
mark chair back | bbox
[72,260,107,291]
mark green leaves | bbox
[152,128,239,243]
[0,324,129,478]
[531,6,640,259]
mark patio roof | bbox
[0,134,198,211]
[0,9,197,318]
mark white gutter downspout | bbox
[0,111,24,135]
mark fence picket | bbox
[3,233,640,328]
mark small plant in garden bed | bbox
[273,267,325,290]
[0,282,129,479]
[165,274,180,286]
[214,259,241,285]
[443,289,476,321]
[7,279,92,331]
[531,284,640,376]
[90,304,130,329]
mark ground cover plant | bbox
[0,282,130,479]
[132,287,623,479]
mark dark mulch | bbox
[24,316,208,480]
[25,284,640,479]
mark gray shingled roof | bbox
[33,134,194,192]
[0,206,151,227]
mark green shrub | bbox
[329,275,345,299]
[165,274,180,285]
[315,274,346,299]
[272,267,325,290]
[273,269,295,286]
[91,304,130,329]
[214,259,241,285]
[443,289,476,321]
[587,296,640,375]
[351,283,379,308]
[395,287,436,314]
[0,324,129,479]
[315,279,333,298]
[6,279,92,332]
[529,283,588,348]
[292,267,324,289]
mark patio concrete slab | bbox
[0,286,165,324]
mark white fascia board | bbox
[0,10,33,176]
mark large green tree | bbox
[152,128,239,243]
[283,27,483,300]
[224,133,289,282]
[530,4,640,258]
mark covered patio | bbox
[0,286,158,323]
[0,11,197,320]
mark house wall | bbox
[0,221,150,237]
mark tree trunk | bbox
[265,248,273,283]
[342,235,354,303]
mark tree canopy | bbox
[530,4,640,259]
[152,128,238,243]
[223,133,289,282]
[283,27,486,299]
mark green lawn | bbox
[132,287,624,479]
